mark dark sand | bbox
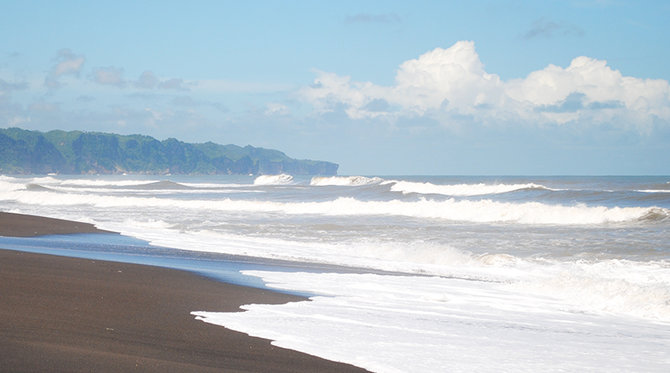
[0,213,368,372]
[0,211,114,237]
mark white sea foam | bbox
[0,180,23,193]
[23,176,61,185]
[193,268,670,373]
[180,182,252,188]
[0,175,28,184]
[505,259,670,320]
[253,174,294,185]
[310,175,383,186]
[388,180,550,196]
[106,220,492,279]
[104,219,670,322]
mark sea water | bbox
[1,174,669,372]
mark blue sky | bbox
[1,0,669,175]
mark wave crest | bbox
[130,180,192,190]
[58,179,160,187]
[310,176,383,186]
[253,174,294,185]
[638,208,670,222]
[5,187,665,225]
[388,180,551,196]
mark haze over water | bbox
[1,174,669,372]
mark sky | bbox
[1,0,669,175]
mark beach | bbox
[2,175,669,372]
[0,212,368,372]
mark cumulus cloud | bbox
[301,41,670,130]
[45,49,85,88]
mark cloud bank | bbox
[301,41,670,131]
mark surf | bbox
[253,174,294,185]
[6,188,666,226]
[310,176,384,186]
[386,180,553,196]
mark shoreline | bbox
[0,211,115,237]
[0,212,368,372]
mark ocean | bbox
[1,174,669,372]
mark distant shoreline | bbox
[0,127,339,176]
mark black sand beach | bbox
[0,212,367,372]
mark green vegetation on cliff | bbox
[0,128,338,175]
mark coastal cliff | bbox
[0,128,338,175]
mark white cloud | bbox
[53,49,85,76]
[158,78,189,91]
[8,115,30,126]
[301,41,670,130]
[45,49,85,88]
[392,41,504,115]
[265,102,289,116]
[135,71,159,89]
[92,66,126,87]
[133,71,189,91]
[53,57,84,76]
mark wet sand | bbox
[0,211,114,237]
[0,212,368,372]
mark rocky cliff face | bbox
[0,128,338,176]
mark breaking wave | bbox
[253,174,294,185]
[310,176,383,186]
[128,180,192,190]
[639,208,670,222]
[25,183,53,192]
[387,180,552,196]
[55,178,161,187]
[3,187,666,225]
